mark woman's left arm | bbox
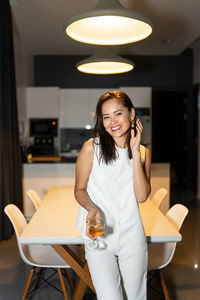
[132,148,151,203]
[131,119,151,203]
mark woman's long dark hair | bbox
[94,91,135,164]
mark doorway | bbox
[152,89,198,193]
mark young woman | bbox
[75,91,151,300]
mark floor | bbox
[0,190,200,300]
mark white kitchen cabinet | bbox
[60,89,89,128]
[26,87,60,118]
[119,87,152,107]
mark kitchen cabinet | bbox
[26,87,60,118]
[119,87,152,107]
[59,89,89,128]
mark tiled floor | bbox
[0,190,200,300]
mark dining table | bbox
[19,185,181,299]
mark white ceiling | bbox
[11,0,200,56]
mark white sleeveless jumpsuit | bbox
[77,139,148,300]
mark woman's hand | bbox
[130,119,143,154]
[86,207,103,240]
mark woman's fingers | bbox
[131,127,136,140]
[86,218,91,237]
[130,119,143,151]
[136,119,143,133]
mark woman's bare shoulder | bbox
[75,140,94,190]
[78,139,94,161]
[81,139,94,153]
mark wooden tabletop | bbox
[20,186,181,245]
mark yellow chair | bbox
[27,189,42,210]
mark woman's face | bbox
[101,97,135,144]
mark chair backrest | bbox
[166,204,189,231]
[27,189,42,210]
[151,187,168,209]
[4,204,27,236]
[161,204,188,268]
[148,203,188,271]
[4,204,30,263]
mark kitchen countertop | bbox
[23,155,77,164]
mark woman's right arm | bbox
[74,139,101,239]
[74,139,95,211]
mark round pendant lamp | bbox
[76,47,134,74]
[64,0,154,45]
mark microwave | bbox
[30,118,58,137]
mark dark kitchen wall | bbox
[34,49,193,88]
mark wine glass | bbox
[86,217,105,250]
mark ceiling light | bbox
[64,0,154,45]
[76,47,134,74]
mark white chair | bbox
[150,187,168,209]
[27,189,42,210]
[148,204,188,300]
[4,204,74,300]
